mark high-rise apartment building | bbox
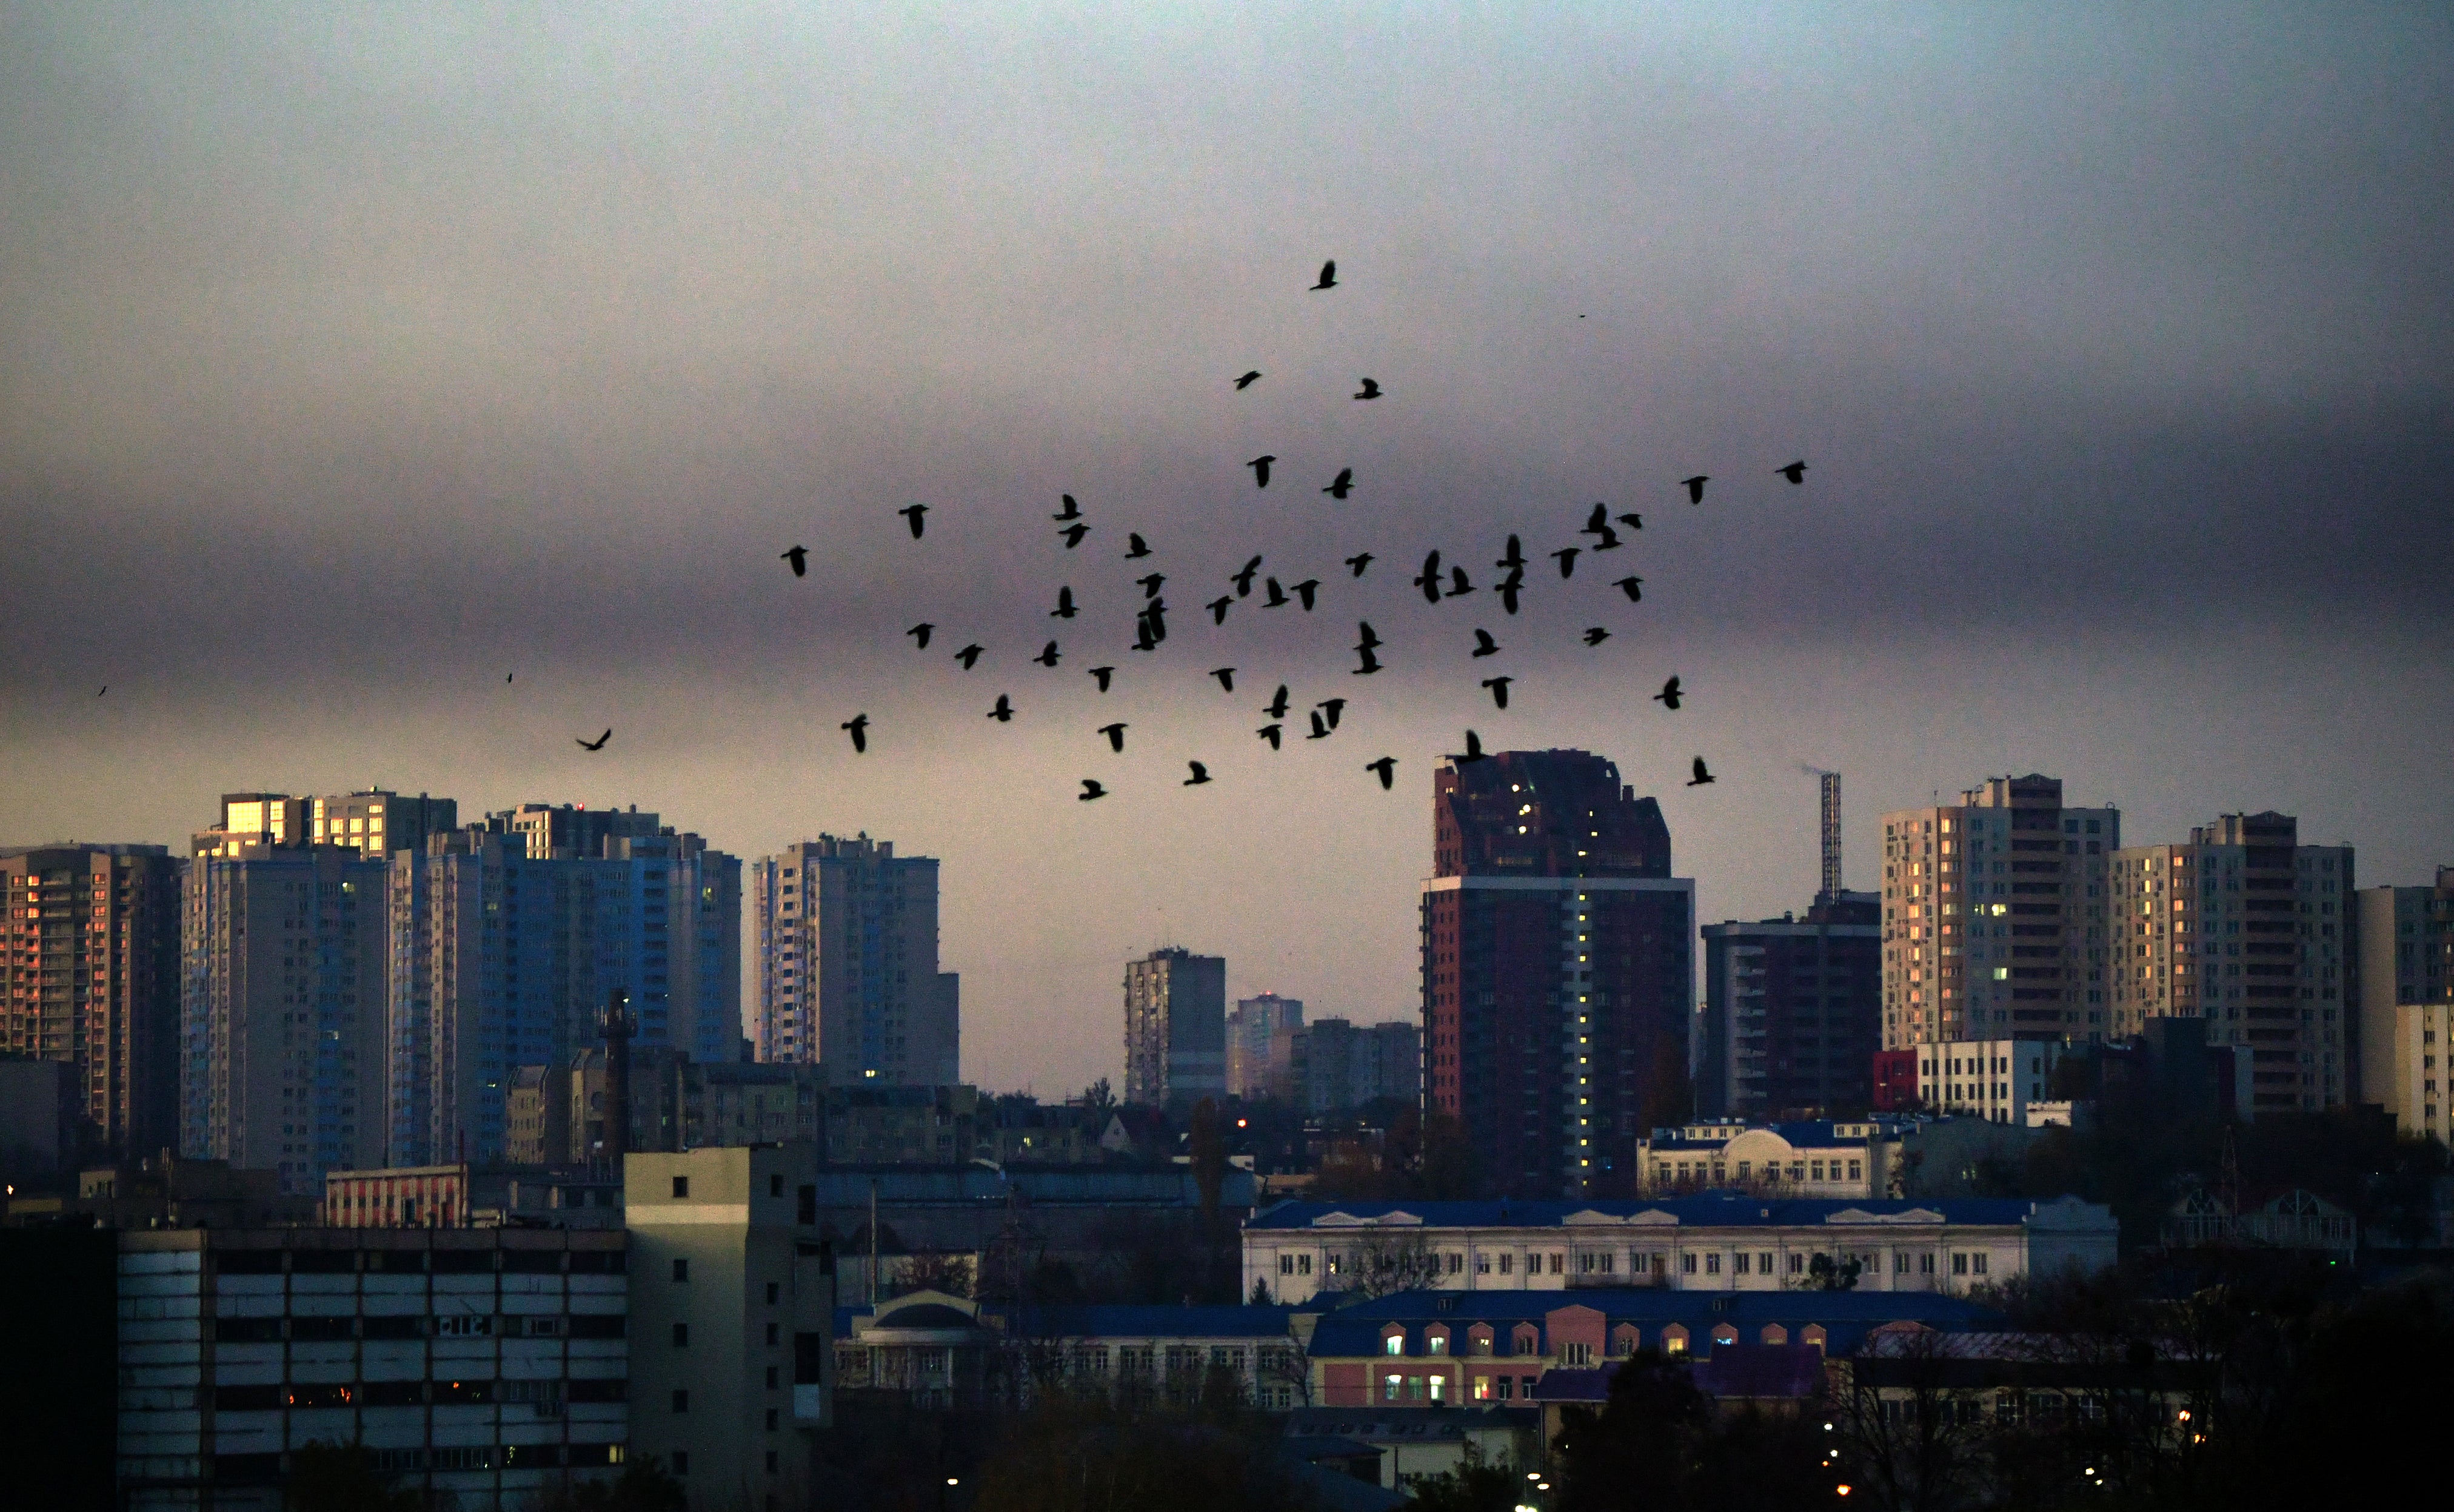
[1,843,183,1158]
[308,791,459,858]
[1881,775,2118,1049]
[1283,1017,1421,1112]
[493,803,666,861]
[388,814,741,1166]
[2107,812,2353,1113]
[750,835,958,1083]
[1422,749,1696,1199]
[1697,891,1882,1121]
[1226,992,1304,1098]
[2356,869,2454,1119]
[1123,947,1226,1105]
[180,834,391,1192]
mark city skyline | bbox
[4,7,2449,1098]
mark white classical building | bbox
[1634,1120,1905,1198]
[1244,1194,2116,1306]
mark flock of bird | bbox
[600,259,1811,803]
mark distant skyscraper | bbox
[1123,947,1226,1105]
[1282,1017,1421,1112]
[1226,992,1303,1097]
[751,835,957,1084]
[493,801,666,861]
[2108,812,2353,1113]
[1881,775,2118,1049]
[387,812,742,1165]
[1698,891,1881,1121]
[180,829,390,1192]
[1820,771,1843,898]
[307,791,458,858]
[1422,749,1696,1199]
[2356,869,2454,1120]
[1,843,182,1158]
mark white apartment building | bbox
[1908,1039,2068,1125]
[1634,1120,1901,1198]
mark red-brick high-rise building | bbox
[1422,750,1694,1199]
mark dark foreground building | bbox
[1422,750,1694,1199]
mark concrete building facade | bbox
[622,1145,836,1511]
[1422,749,1696,1199]
[1697,891,1881,1121]
[306,791,459,860]
[751,835,958,1085]
[1226,992,1304,1098]
[2,842,184,1159]
[1123,947,1226,1105]
[2107,812,2353,1112]
[1285,1017,1422,1112]
[1881,775,2118,1050]
[1904,1039,2069,1125]
[2356,869,2454,1123]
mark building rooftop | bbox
[1247,1194,2108,1231]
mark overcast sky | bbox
[4,4,2449,1095]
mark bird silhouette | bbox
[1498,578,1523,616]
[908,623,936,648]
[1777,461,1807,484]
[1054,494,1083,521]
[1414,552,1443,604]
[1206,596,1233,626]
[1582,503,1609,534]
[898,504,929,538]
[1137,574,1166,600]
[1291,578,1320,610]
[1446,729,1488,763]
[1262,577,1289,608]
[1551,546,1580,578]
[1052,587,1077,618]
[1317,697,1348,729]
[1681,475,1708,504]
[1125,533,1152,558]
[1589,523,1622,550]
[1497,534,1526,570]
[1097,722,1128,753]
[1263,684,1291,720]
[1353,646,1383,675]
[576,729,612,751]
[1034,641,1062,667]
[1257,724,1283,750]
[1078,779,1108,801]
[1211,667,1237,692]
[1088,666,1115,692]
[1471,628,1500,658]
[1235,370,1262,390]
[1357,621,1383,650]
[1583,627,1611,646]
[1446,566,1475,597]
[1688,757,1716,787]
[1247,456,1275,488]
[1345,553,1374,577]
[1323,468,1354,499]
[502,675,510,684]
[1185,761,1212,786]
[1353,378,1382,401]
[1232,557,1263,597]
[1307,711,1331,740]
[1654,676,1683,709]
[841,715,868,753]
[1140,600,1168,641]
[1366,756,1399,790]
[1131,623,1157,652]
[1616,512,1643,532]
[782,545,809,577]
[1482,676,1513,710]
[1311,259,1337,290]
[955,644,984,670]
[988,695,1015,722]
[1060,523,1090,549]
[1612,576,1642,602]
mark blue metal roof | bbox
[1246,1194,2059,1229]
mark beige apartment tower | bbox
[751,836,958,1083]
[1881,775,2118,1051]
[2106,813,2353,1114]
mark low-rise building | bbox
[115,1226,629,1512]
[1906,1039,2070,1125]
[1635,1120,1902,1198]
[1283,1405,1538,1490]
[1243,1195,2116,1305]
[320,1163,622,1229]
[1303,1288,2002,1408]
